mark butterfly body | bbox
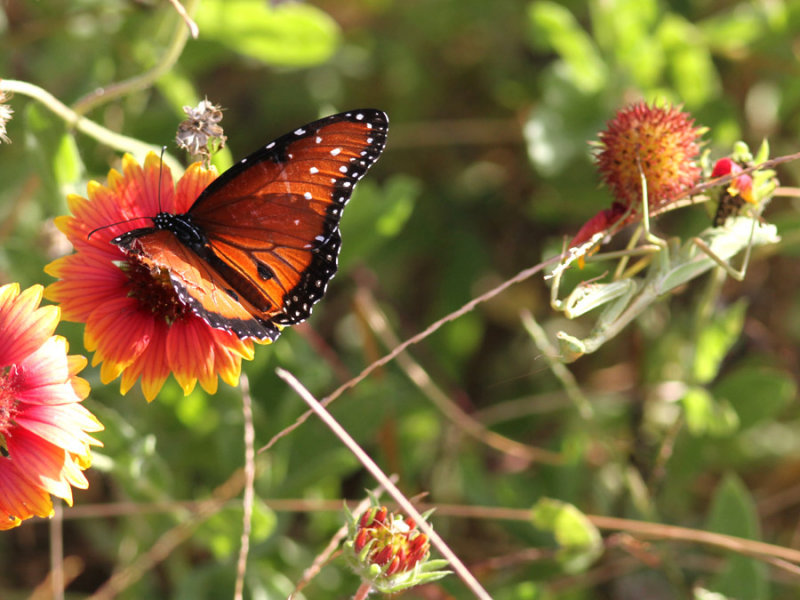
[112,109,388,341]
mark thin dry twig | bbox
[168,0,199,38]
[356,288,562,464]
[87,468,247,600]
[30,556,84,600]
[259,258,555,454]
[419,503,800,569]
[234,373,255,600]
[49,500,64,600]
[276,368,493,600]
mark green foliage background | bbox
[2,0,800,598]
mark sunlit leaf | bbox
[706,474,768,600]
[531,497,602,573]
[195,0,340,67]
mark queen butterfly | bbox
[112,109,388,341]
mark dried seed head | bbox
[594,102,704,212]
[176,98,226,165]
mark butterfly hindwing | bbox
[122,230,281,340]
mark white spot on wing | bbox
[330,147,341,156]
[315,136,322,144]
[309,166,319,174]
[356,113,364,120]
[294,128,306,135]
[304,192,312,200]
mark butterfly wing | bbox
[187,109,388,329]
[120,230,283,340]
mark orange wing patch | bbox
[129,232,281,341]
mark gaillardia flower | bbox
[45,153,261,402]
[344,504,449,594]
[0,283,102,529]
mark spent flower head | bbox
[594,101,704,212]
[0,89,13,144]
[176,98,226,165]
[344,502,450,594]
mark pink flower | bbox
[0,283,103,529]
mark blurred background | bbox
[2,0,800,598]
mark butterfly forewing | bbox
[127,231,282,340]
[188,109,388,328]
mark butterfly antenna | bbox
[87,216,150,240]
[157,145,167,213]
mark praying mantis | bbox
[542,141,779,363]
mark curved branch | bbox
[0,79,182,173]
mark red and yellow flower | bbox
[0,283,102,529]
[344,503,449,594]
[45,153,262,402]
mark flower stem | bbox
[353,582,372,600]
[71,0,199,115]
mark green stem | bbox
[519,310,594,419]
[71,0,199,116]
[0,79,182,173]
[353,582,373,599]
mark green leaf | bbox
[197,499,277,559]
[681,386,739,437]
[699,6,768,55]
[24,103,84,208]
[195,0,340,67]
[527,1,607,94]
[657,15,719,106]
[375,175,419,238]
[694,588,734,600]
[591,0,663,88]
[339,174,420,272]
[692,299,747,385]
[52,132,83,195]
[531,498,602,573]
[715,367,796,430]
[707,473,759,538]
[705,474,768,599]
